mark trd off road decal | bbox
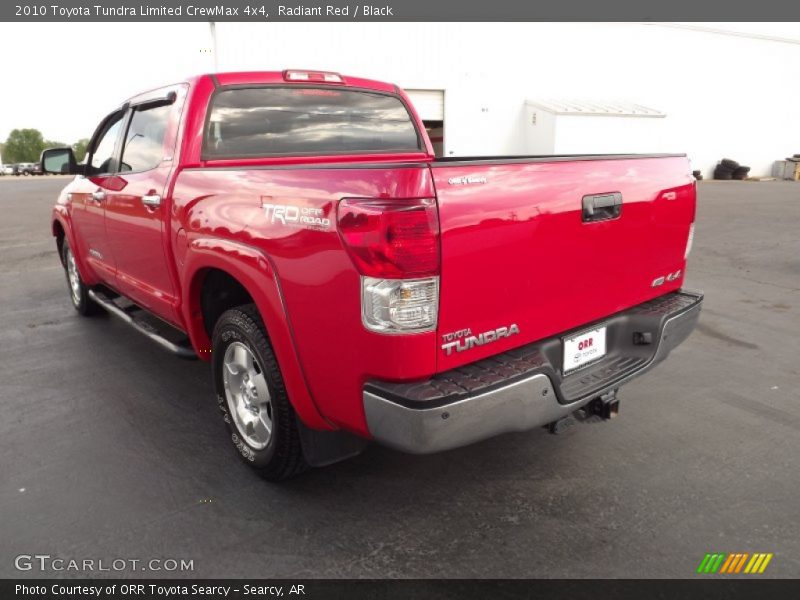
[261,201,331,231]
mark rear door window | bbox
[204,87,421,158]
[120,103,172,173]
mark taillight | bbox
[685,223,695,259]
[338,198,440,334]
[361,277,439,333]
[337,198,439,278]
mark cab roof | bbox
[208,71,398,93]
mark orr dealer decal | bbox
[261,202,331,230]
[447,175,487,186]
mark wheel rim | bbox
[222,342,273,450]
[66,248,81,306]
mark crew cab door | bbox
[103,86,186,324]
[69,109,127,283]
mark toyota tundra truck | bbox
[42,70,702,480]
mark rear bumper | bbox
[363,290,702,454]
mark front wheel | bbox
[212,304,307,481]
[62,241,99,315]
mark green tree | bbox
[4,129,45,163]
[73,138,90,163]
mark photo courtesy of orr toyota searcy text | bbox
[15,584,299,597]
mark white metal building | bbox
[207,22,800,177]
[522,100,666,155]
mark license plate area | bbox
[563,326,607,374]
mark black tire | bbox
[720,158,739,170]
[212,304,308,481]
[61,241,100,316]
[732,166,750,180]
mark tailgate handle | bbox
[582,192,622,222]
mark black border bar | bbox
[5,0,800,21]
[4,579,800,599]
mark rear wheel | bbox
[62,241,99,316]
[212,304,307,481]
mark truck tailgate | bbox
[431,155,695,371]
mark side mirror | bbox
[41,147,82,175]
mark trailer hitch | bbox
[547,389,620,434]
[587,389,620,421]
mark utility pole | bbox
[209,21,218,71]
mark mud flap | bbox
[296,417,368,467]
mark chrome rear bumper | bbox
[364,290,703,454]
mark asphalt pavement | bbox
[1,176,798,578]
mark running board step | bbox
[88,290,197,360]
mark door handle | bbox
[582,192,622,222]
[91,190,105,203]
[141,193,161,207]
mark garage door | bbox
[405,89,445,121]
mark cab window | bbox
[88,113,124,175]
[119,104,171,173]
[204,87,421,158]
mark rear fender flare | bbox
[182,237,330,430]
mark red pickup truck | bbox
[43,70,702,480]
